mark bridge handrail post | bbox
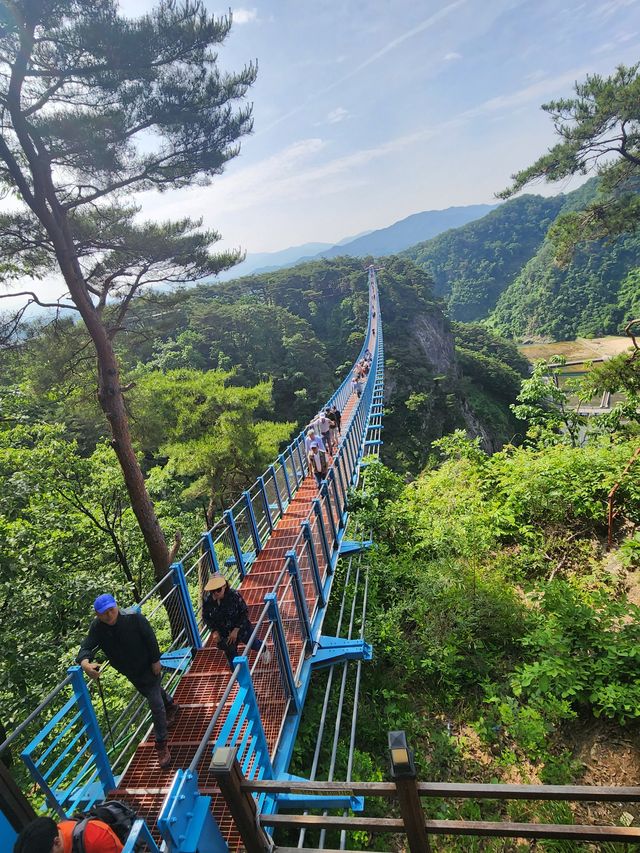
[328,469,345,529]
[344,429,356,482]
[312,498,332,571]
[266,592,300,710]
[269,464,284,518]
[158,769,227,853]
[334,451,348,510]
[278,454,293,502]
[285,551,313,650]
[348,426,359,476]
[288,445,301,487]
[301,520,325,608]
[171,561,203,650]
[200,530,220,574]
[224,508,246,578]
[67,665,116,795]
[321,481,339,546]
[295,436,307,479]
[243,490,263,555]
[233,657,274,777]
[258,475,274,534]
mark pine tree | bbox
[0,0,256,584]
[499,63,640,262]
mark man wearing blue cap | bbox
[77,594,178,769]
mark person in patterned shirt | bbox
[202,574,270,669]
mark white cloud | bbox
[232,8,258,25]
[444,51,462,61]
[326,107,349,124]
[462,67,590,119]
[590,0,637,20]
[258,0,467,136]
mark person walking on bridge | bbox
[76,594,178,770]
[308,441,328,487]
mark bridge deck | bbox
[111,388,364,850]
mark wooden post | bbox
[395,775,431,853]
[0,761,37,832]
[388,731,431,853]
[210,746,273,853]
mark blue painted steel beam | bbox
[286,551,312,648]
[338,539,373,556]
[276,793,365,812]
[269,464,284,516]
[160,647,193,672]
[266,593,300,711]
[312,498,332,569]
[171,561,202,650]
[312,635,373,668]
[258,475,274,534]
[278,454,292,502]
[301,521,325,608]
[201,531,220,573]
[158,769,228,852]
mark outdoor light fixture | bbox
[388,730,416,779]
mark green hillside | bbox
[401,194,565,322]
[400,178,640,341]
[490,225,640,340]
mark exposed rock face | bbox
[402,310,497,453]
[460,399,499,454]
[410,312,457,377]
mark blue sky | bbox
[126,0,640,257]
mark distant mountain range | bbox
[217,204,497,280]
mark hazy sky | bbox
[123,0,640,256]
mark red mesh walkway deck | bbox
[110,385,365,851]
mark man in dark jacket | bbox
[202,574,270,669]
[77,594,178,769]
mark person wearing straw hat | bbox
[202,574,270,669]
[76,594,179,770]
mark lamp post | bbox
[388,731,431,852]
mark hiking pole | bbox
[95,677,117,753]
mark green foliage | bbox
[0,398,200,721]
[492,63,640,339]
[512,581,640,724]
[490,222,640,340]
[511,358,587,446]
[349,433,640,804]
[129,368,294,518]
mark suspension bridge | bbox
[1,267,385,852]
[5,267,640,851]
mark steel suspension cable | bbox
[340,561,370,850]
[296,553,356,849]
[318,555,363,850]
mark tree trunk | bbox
[30,204,184,635]
[4,30,180,637]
